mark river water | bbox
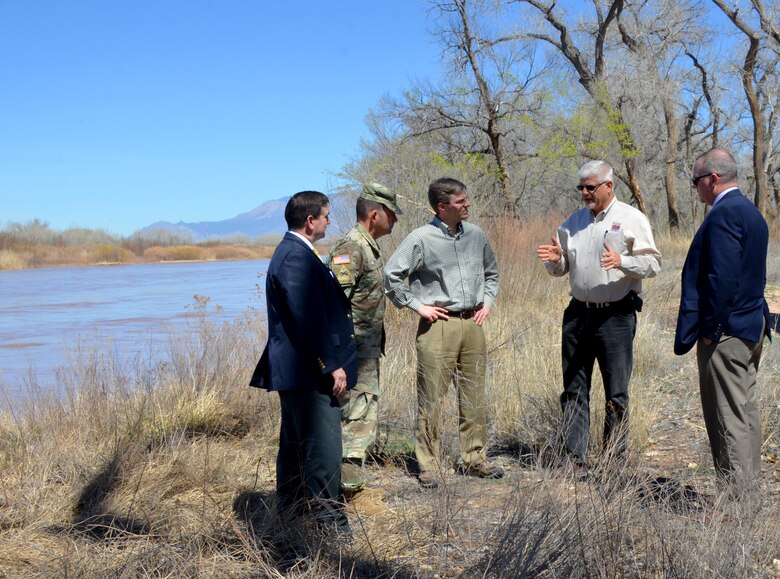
[0,259,269,406]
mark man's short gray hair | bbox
[697,149,738,182]
[577,160,614,183]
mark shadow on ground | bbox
[234,489,420,577]
[46,452,151,541]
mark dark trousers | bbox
[560,298,637,462]
[276,387,349,532]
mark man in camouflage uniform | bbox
[327,183,401,492]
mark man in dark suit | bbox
[674,148,770,487]
[250,190,357,534]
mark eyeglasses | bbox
[691,172,713,186]
[575,181,608,193]
[446,195,469,207]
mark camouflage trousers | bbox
[340,357,380,463]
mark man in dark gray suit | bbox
[675,148,770,487]
[250,190,357,534]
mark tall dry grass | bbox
[0,223,778,577]
[0,244,275,269]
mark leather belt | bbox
[574,293,632,309]
[446,308,479,319]
[580,300,612,309]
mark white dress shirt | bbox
[545,197,662,303]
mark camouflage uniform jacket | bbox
[328,223,385,359]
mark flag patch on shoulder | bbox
[333,254,351,265]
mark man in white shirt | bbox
[537,160,661,469]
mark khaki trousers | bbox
[697,329,765,485]
[415,317,488,473]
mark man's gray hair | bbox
[578,160,614,183]
[697,149,738,182]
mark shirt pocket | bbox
[603,228,628,255]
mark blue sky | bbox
[0,1,440,235]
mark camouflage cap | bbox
[361,182,402,216]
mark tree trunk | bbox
[488,119,514,214]
[742,37,771,217]
[623,159,648,215]
[662,94,680,229]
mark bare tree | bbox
[348,0,780,227]
[684,50,720,149]
[504,0,655,215]
[615,1,685,228]
[710,0,779,218]
[376,0,545,215]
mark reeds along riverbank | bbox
[0,243,277,270]
[0,222,779,577]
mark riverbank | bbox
[0,243,278,270]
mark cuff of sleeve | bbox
[316,356,332,374]
[702,326,723,343]
[407,298,424,312]
[619,255,639,274]
[545,260,564,275]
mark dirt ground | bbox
[767,285,780,313]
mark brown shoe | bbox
[418,472,439,489]
[458,461,504,479]
[341,461,367,493]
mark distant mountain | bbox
[138,192,351,243]
[139,197,290,242]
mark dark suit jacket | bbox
[674,189,770,355]
[250,232,357,391]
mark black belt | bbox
[577,299,613,309]
[446,308,479,319]
[574,292,634,310]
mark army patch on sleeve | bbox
[333,254,351,265]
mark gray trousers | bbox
[696,330,765,485]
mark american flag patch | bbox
[333,254,351,265]
[610,222,622,231]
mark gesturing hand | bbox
[600,243,622,270]
[537,234,562,263]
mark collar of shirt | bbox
[288,230,315,252]
[712,186,738,207]
[355,222,380,254]
[592,196,618,220]
[432,216,463,238]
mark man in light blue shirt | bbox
[384,177,501,488]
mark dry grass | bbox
[209,245,269,261]
[91,244,135,264]
[0,250,27,270]
[0,244,276,269]
[143,245,208,261]
[0,221,779,577]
